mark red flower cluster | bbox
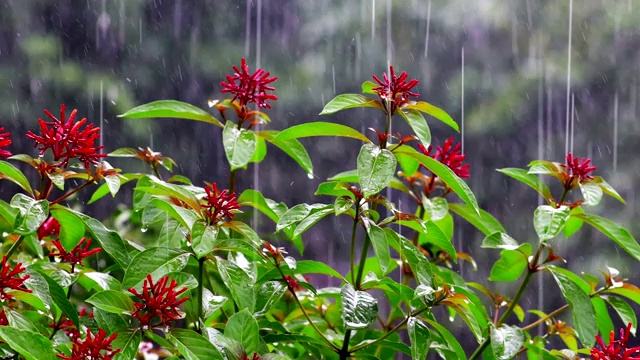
[49,238,102,272]
[127,274,188,329]
[0,256,32,301]
[243,354,260,360]
[57,328,120,360]
[26,105,106,169]
[372,65,420,114]
[560,152,596,183]
[38,217,61,240]
[220,58,278,109]
[0,127,12,158]
[0,311,7,326]
[418,138,470,178]
[202,182,240,224]
[284,275,309,292]
[591,323,640,360]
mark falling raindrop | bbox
[100,81,104,156]
[613,92,619,172]
[424,0,431,58]
[564,0,573,156]
[461,47,465,154]
[307,172,314,180]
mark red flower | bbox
[284,275,309,292]
[0,256,32,301]
[0,127,12,158]
[560,153,596,183]
[127,275,188,329]
[50,238,102,272]
[418,138,470,178]
[57,328,120,360]
[202,182,240,224]
[244,354,261,360]
[220,58,278,109]
[26,105,106,169]
[0,311,8,326]
[51,309,93,340]
[591,323,640,360]
[372,65,420,114]
[38,217,61,240]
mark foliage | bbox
[0,59,639,360]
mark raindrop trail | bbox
[423,0,431,58]
[371,0,376,44]
[252,0,263,228]
[332,64,336,94]
[613,92,619,172]
[385,0,393,217]
[570,93,575,154]
[245,0,252,57]
[537,49,544,338]
[99,80,104,156]
[461,47,465,154]
[564,0,573,156]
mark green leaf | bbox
[563,207,584,238]
[341,284,378,330]
[361,80,377,94]
[575,213,640,262]
[150,197,198,230]
[481,231,520,250]
[50,205,85,250]
[592,296,614,340]
[224,309,260,355]
[295,260,347,282]
[592,176,625,204]
[448,203,505,235]
[73,210,134,269]
[38,271,78,326]
[607,296,637,336]
[238,189,280,223]
[217,258,255,312]
[606,284,640,306]
[223,121,258,170]
[319,94,381,114]
[580,182,603,206]
[93,309,129,333]
[404,101,459,132]
[489,244,531,282]
[328,169,410,193]
[254,281,286,316]
[276,203,312,231]
[293,205,334,237]
[408,317,431,360]
[167,328,224,360]
[136,176,201,211]
[497,168,553,202]
[399,108,431,148]
[86,290,136,314]
[395,150,479,213]
[423,197,448,221]
[0,327,57,360]
[105,175,121,197]
[273,122,371,143]
[421,220,457,262]
[425,319,466,360]
[78,271,121,292]
[527,160,563,179]
[88,174,139,204]
[363,220,390,276]
[0,160,34,196]
[122,248,191,289]
[10,193,48,236]
[112,330,142,360]
[191,220,218,259]
[533,205,570,241]
[357,143,397,197]
[490,324,524,360]
[547,266,597,346]
[249,135,267,164]
[258,130,314,175]
[118,100,222,127]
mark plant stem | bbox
[349,206,359,285]
[521,304,569,332]
[274,262,339,352]
[229,169,237,194]
[354,232,370,290]
[5,235,25,259]
[339,331,352,360]
[558,187,569,205]
[349,305,431,353]
[197,257,205,333]
[469,246,540,360]
[50,180,95,205]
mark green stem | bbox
[229,170,237,194]
[5,235,25,259]
[274,262,339,352]
[469,247,539,360]
[521,304,568,332]
[339,331,352,360]
[197,257,205,333]
[558,186,570,205]
[349,205,360,285]
[50,180,95,205]
[350,305,431,353]
[354,233,370,290]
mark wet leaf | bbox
[404,101,459,132]
[575,213,640,262]
[490,324,524,360]
[320,94,381,114]
[408,317,430,360]
[533,205,570,241]
[223,121,257,170]
[497,167,553,202]
[399,108,431,148]
[341,284,378,330]
[357,144,397,197]
[118,100,222,127]
[0,160,34,196]
[273,121,371,143]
